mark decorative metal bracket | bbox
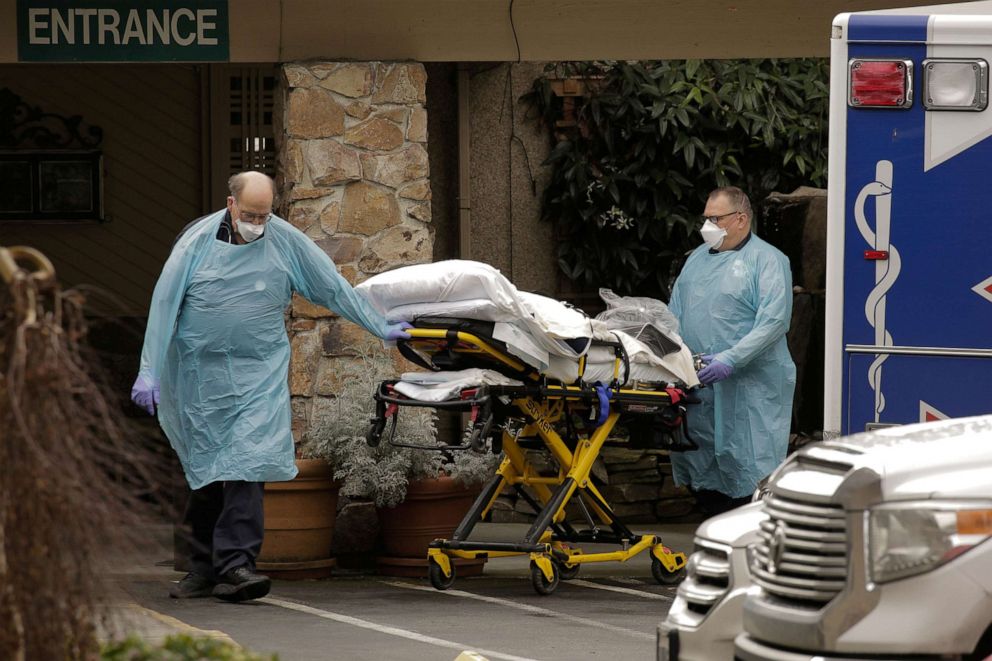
[0,87,103,150]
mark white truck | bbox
[657,502,766,660]
[660,415,992,661]
[735,415,992,660]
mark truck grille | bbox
[678,541,731,616]
[751,494,847,606]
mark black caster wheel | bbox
[530,560,560,596]
[428,558,456,590]
[651,556,686,585]
[555,559,580,581]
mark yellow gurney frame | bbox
[368,324,693,595]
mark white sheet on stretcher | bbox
[357,260,699,387]
[357,261,602,363]
[393,369,524,402]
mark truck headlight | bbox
[869,502,992,584]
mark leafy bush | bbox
[101,634,276,660]
[301,341,498,507]
[525,59,829,299]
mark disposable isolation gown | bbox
[669,235,796,497]
[137,210,390,489]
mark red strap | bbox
[665,387,682,405]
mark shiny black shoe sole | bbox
[212,577,271,603]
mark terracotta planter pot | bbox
[376,475,486,577]
[258,458,339,579]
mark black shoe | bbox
[212,566,271,603]
[169,572,216,599]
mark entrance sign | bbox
[17,0,229,62]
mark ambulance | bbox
[823,0,992,437]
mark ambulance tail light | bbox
[849,59,913,109]
[923,59,988,111]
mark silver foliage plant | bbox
[302,340,499,508]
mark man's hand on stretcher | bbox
[696,354,733,385]
[386,321,413,341]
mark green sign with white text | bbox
[17,0,229,62]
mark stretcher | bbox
[366,316,697,595]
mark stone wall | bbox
[273,61,434,442]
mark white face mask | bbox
[700,219,727,250]
[236,220,265,243]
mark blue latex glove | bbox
[131,374,160,415]
[697,355,733,385]
[386,321,413,341]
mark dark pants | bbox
[182,480,264,580]
[692,488,751,516]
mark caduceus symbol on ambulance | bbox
[854,160,901,423]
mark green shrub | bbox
[525,59,828,299]
[101,634,277,660]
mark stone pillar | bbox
[274,61,434,441]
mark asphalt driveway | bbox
[112,522,696,661]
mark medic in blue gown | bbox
[130,171,411,602]
[669,186,796,512]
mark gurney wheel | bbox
[651,556,686,585]
[555,559,580,581]
[428,558,456,590]
[530,560,560,596]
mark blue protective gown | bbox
[669,235,796,497]
[137,210,391,489]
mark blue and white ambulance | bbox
[824,0,992,438]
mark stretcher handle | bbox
[372,380,492,410]
[366,381,494,453]
[369,405,468,450]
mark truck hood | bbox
[696,501,767,548]
[791,415,992,502]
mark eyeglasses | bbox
[234,200,272,224]
[239,211,272,224]
[701,210,741,224]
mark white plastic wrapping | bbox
[596,288,684,356]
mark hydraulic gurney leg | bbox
[426,426,559,589]
[521,410,687,594]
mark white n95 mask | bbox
[700,219,727,249]
[237,220,265,243]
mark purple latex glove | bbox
[131,374,160,415]
[386,321,413,341]
[697,355,733,385]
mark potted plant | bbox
[256,455,340,580]
[302,340,498,577]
